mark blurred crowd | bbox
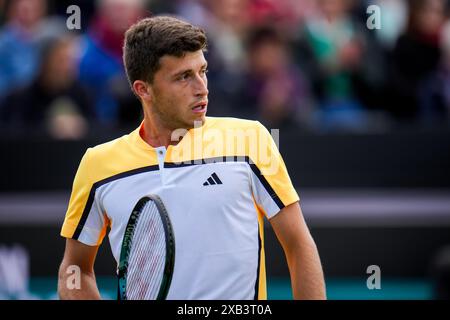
[0,0,450,139]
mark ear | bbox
[133,80,153,101]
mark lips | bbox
[191,101,208,113]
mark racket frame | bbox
[118,194,175,300]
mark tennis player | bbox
[57,16,326,300]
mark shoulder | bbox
[85,133,132,163]
[206,117,273,142]
[75,130,149,184]
[206,116,265,131]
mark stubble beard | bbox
[152,97,195,132]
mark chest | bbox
[97,162,254,230]
[98,162,259,260]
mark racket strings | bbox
[126,201,167,299]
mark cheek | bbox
[164,91,189,116]
[154,83,192,116]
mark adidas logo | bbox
[203,172,223,186]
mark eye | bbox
[180,73,190,81]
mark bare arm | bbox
[269,201,326,300]
[57,238,101,300]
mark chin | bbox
[190,116,206,128]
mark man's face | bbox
[149,50,209,130]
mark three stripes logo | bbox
[203,172,223,186]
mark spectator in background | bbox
[246,0,312,32]
[370,0,408,50]
[0,34,94,140]
[387,0,446,121]
[77,0,146,125]
[418,18,450,125]
[0,0,48,99]
[0,0,6,25]
[239,27,313,129]
[298,0,379,132]
[50,0,96,30]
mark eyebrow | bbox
[172,62,208,79]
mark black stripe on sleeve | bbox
[248,163,284,210]
[72,165,159,240]
[72,186,96,240]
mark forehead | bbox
[157,50,207,76]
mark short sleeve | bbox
[249,121,299,219]
[60,148,108,246]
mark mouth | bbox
[191,101,208,114]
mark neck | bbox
[141,104,196,148]
[141,115,174,148]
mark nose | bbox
[193,73,208,97]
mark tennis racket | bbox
[118,194,175,300]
